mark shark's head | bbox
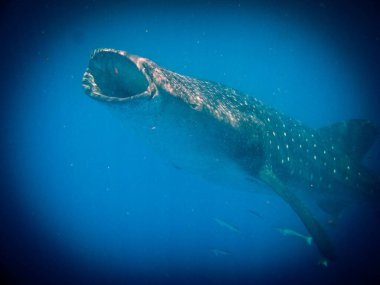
[82,48,158,102]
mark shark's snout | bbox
[82,48,151,102]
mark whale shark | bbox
[82,48,379,263]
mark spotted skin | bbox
[149,63,375,194]
[259,109,376,195]
[263,111,348,188]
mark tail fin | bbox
[318,119,378,163]
[306,236,313,246]
[259,166,336,262]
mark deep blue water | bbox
[1,1,380,284]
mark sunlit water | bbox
[2,1,380,284]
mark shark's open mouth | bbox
[82,49,150,102]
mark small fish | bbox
[248,209,264,219]
[213,217,240,234]
[171,163,182,170]
[319,258,329,267]
[327,217,337,227]
[275,227,313,245]
[211,248,230,256]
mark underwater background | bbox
[1,0,380,284]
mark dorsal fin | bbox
[318,119,378,162]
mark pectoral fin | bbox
[258,165,336,261]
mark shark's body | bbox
[82,48,379,262]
